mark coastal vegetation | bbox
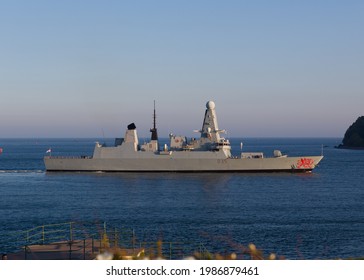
[337,116,364,149]
[97,239,281,260]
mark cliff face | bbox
[338,116,364,148]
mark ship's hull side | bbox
[44,156,323,173]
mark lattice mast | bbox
[150,100,158,141]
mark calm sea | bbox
[0,138,363,259]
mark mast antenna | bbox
[150,100,158,141]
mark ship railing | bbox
[44,156,92,159]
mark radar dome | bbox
[206,101,215,110]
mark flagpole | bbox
[46,148,52,158]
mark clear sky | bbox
[0,0,363,138]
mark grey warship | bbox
[44,101,323,172]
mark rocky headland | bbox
[336,116,364,149]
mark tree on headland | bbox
[339,116,364,148]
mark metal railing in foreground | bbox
[1,221,207,260]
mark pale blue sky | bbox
[0,0,363,138]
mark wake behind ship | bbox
[44,101,323,172]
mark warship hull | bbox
[44,100,323,173]
[44,155,323,173]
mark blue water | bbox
[0,138,363,259]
